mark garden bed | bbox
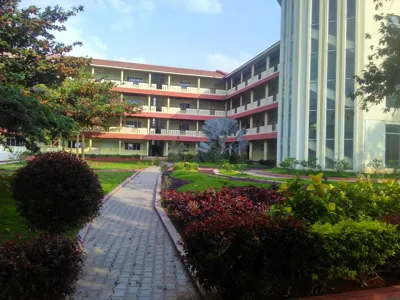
[160,166,400,299]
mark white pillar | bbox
[225,80,228,91]
[167,97,170,111]
[197,78,201,92]
[251,64,255,77]
[89,139,92,152]
[118,140,121,155]
[146,141,150,156]
[91,67,94,75]
[264,112,268,127]
[147,119,150,133]
[265,83,269,100]
[266,55,270,71]
[166,119,170,133]
[240,95,243,107]
[148,96,151,107]
[240,71,243,83]
[230,77,233,89]
[230,99,233,110]
[249,141,253,159]
[168,75,171,88]
[250,89,254,103]
[250,116,253,129]
[165,141,169,156]
[148,73,152,85]
[196,121,199,134]
[197,98,200,112]
[264,141,267,160]
[121,70,124,83]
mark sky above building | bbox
[21,0,281,72]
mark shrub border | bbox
[153,174,214,300]
[78,171,140,242]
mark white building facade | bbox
[277,0,400,172]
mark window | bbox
[390,15,400,26]
[6,137,25,147]
[180,81,191,88]
[127,99,143,106]
[179,103,190,110]
[179,124,189,131]
[386,125,400,166]
[125,143,141,151]
[67,141,83,148]
[126,120,142,128]
[127,77,143,84]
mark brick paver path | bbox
[74,167,200,300]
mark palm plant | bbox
[197,118,248,155]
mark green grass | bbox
[0,171,134,242]
[197,162,271,170]
[170,170,271,192]
[0,162,26,171]
[265,167,359,178]
[96,171,134,194]
[88,160,153,170]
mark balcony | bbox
[109,80,226,96]
[227,64,279,96]
[246,124,277,135]
[141,106,226,117]
[227,94,279,117]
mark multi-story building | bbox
[73,42,280,162]
[2,0,399,172]
[278,0,400,171]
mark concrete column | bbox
[239,119,242,129]
[91,67,94,75]
[266,55,270,71]
[197,99,200,112]
[230,77,233,89]
[165,141,169,156]
[263,141,267,160]
[250,90,254,103]
[167,97,170,111]
[249,141,253,160]
[147,119,150,133]
[76,134,79,157]
[148,73,152,86]
[251,64,255,77]
[166,119,170,133]
[225,80,228,91]
[240,95,243,107]
[89,139,92,152]
[224,101,227,112]
[196,121,199,134]
[146,141,150,156]
[265,83,269,100]
[230,99,233,110]
[264,112,268,127]
[197,78,201,92]
[168,75,171,88]
[250,115,253,129]
[121,70,124,83]
[196,142,199,150]
[240,71,243,83]
[147,96,151,107]
[118,140,121,155]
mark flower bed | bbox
[161,174,400,299]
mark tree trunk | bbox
[81,133,85,161]
[76,134,79,157]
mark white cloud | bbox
[114,56,146,64]
[207,52,251,72]
[108,0,156,31]
[88,36,108,51]
[167,0,222,14]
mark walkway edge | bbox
[78,171,140,242]
[153,174,214,300]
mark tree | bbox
[0,0,89,151]
[352,0,400,112]
[0,85,78,152]
[197,118,248,157]
[169,142,189,161]
[43,70,140,159]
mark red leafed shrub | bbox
[161,188,276,231]
[229,186,283,205]
[182,214,321,299]
[0,235,84,300]
[11,152,104,234]
[383,212,400,227]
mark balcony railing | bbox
[244,124,277,135]
[227,94,279,117]
[227,64,279,96]
[141,106,226,117]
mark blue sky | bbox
[21,0,281,72]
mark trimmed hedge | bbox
[0,235,84,300]
[11,152,104,234]
[173,162,199,170]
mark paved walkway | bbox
[75,167,200,300]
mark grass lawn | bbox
[197,162,271,170]
[170,170,271,192]
[0,171,134,242]
[0,162,26,171]
[265,167,360,178]
[88,160,153,170]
